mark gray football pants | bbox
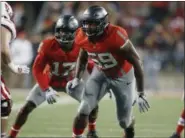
[26,70,91,106]
[26,81,85,106]
[78,67,136,129]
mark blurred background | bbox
[2,1,184,93]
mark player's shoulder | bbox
[42,37,56,45]
[107,24,129,49]
[1,17,16,40]
[74,27,87,45]
[109,24,128,37]
[76,27,84,38]
[38,37,56,53]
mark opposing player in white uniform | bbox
[1,2,30,137]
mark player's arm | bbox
[120,40,144,93]
[114,28,144,93]
[75,48,88,79]
[120,41,150,112]
[67,48,88,90]
[1,26,29,74]
[115,27,149,112]
[33,42,50,91]
[1,26,13,65]
[33,42,59,104]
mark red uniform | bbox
[76,24,132,78]
[33,37,81,91]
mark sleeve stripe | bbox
[120,39,129,49]
[117,30,127,41]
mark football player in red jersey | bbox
[8,15,99,138]
[1,2,30,138]
[67,6,150,138]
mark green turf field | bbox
[8,90,184,138]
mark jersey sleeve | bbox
[113,27,129,49]
[32,40,51,91]
[1,17,16,41]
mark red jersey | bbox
[33,37,80,91]
[75,24,132,78]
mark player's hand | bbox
[67,78,80,90]
[17,65,30,74]
[137,92,150,113]
[45,87,59,104]
[8,62,30,74]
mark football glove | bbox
[8,62,30,74]
[137,92,150,113]
[45,87,59,104]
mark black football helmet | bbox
[81,5,109,38]
[55,15,79,49]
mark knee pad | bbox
[1,99,12,117]
[78,100,91,115]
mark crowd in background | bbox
[3,1,184,91]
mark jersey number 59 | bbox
[88,52,117,69]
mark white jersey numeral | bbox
[88,52,117,69]
[51,62,76,76]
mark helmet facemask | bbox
[82,16,108,39]
[55,28,76,50]
[54,15,79,51]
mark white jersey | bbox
[1,17,16,42]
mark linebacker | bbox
[67,5,150,138]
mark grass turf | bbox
[8,90,184,138]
